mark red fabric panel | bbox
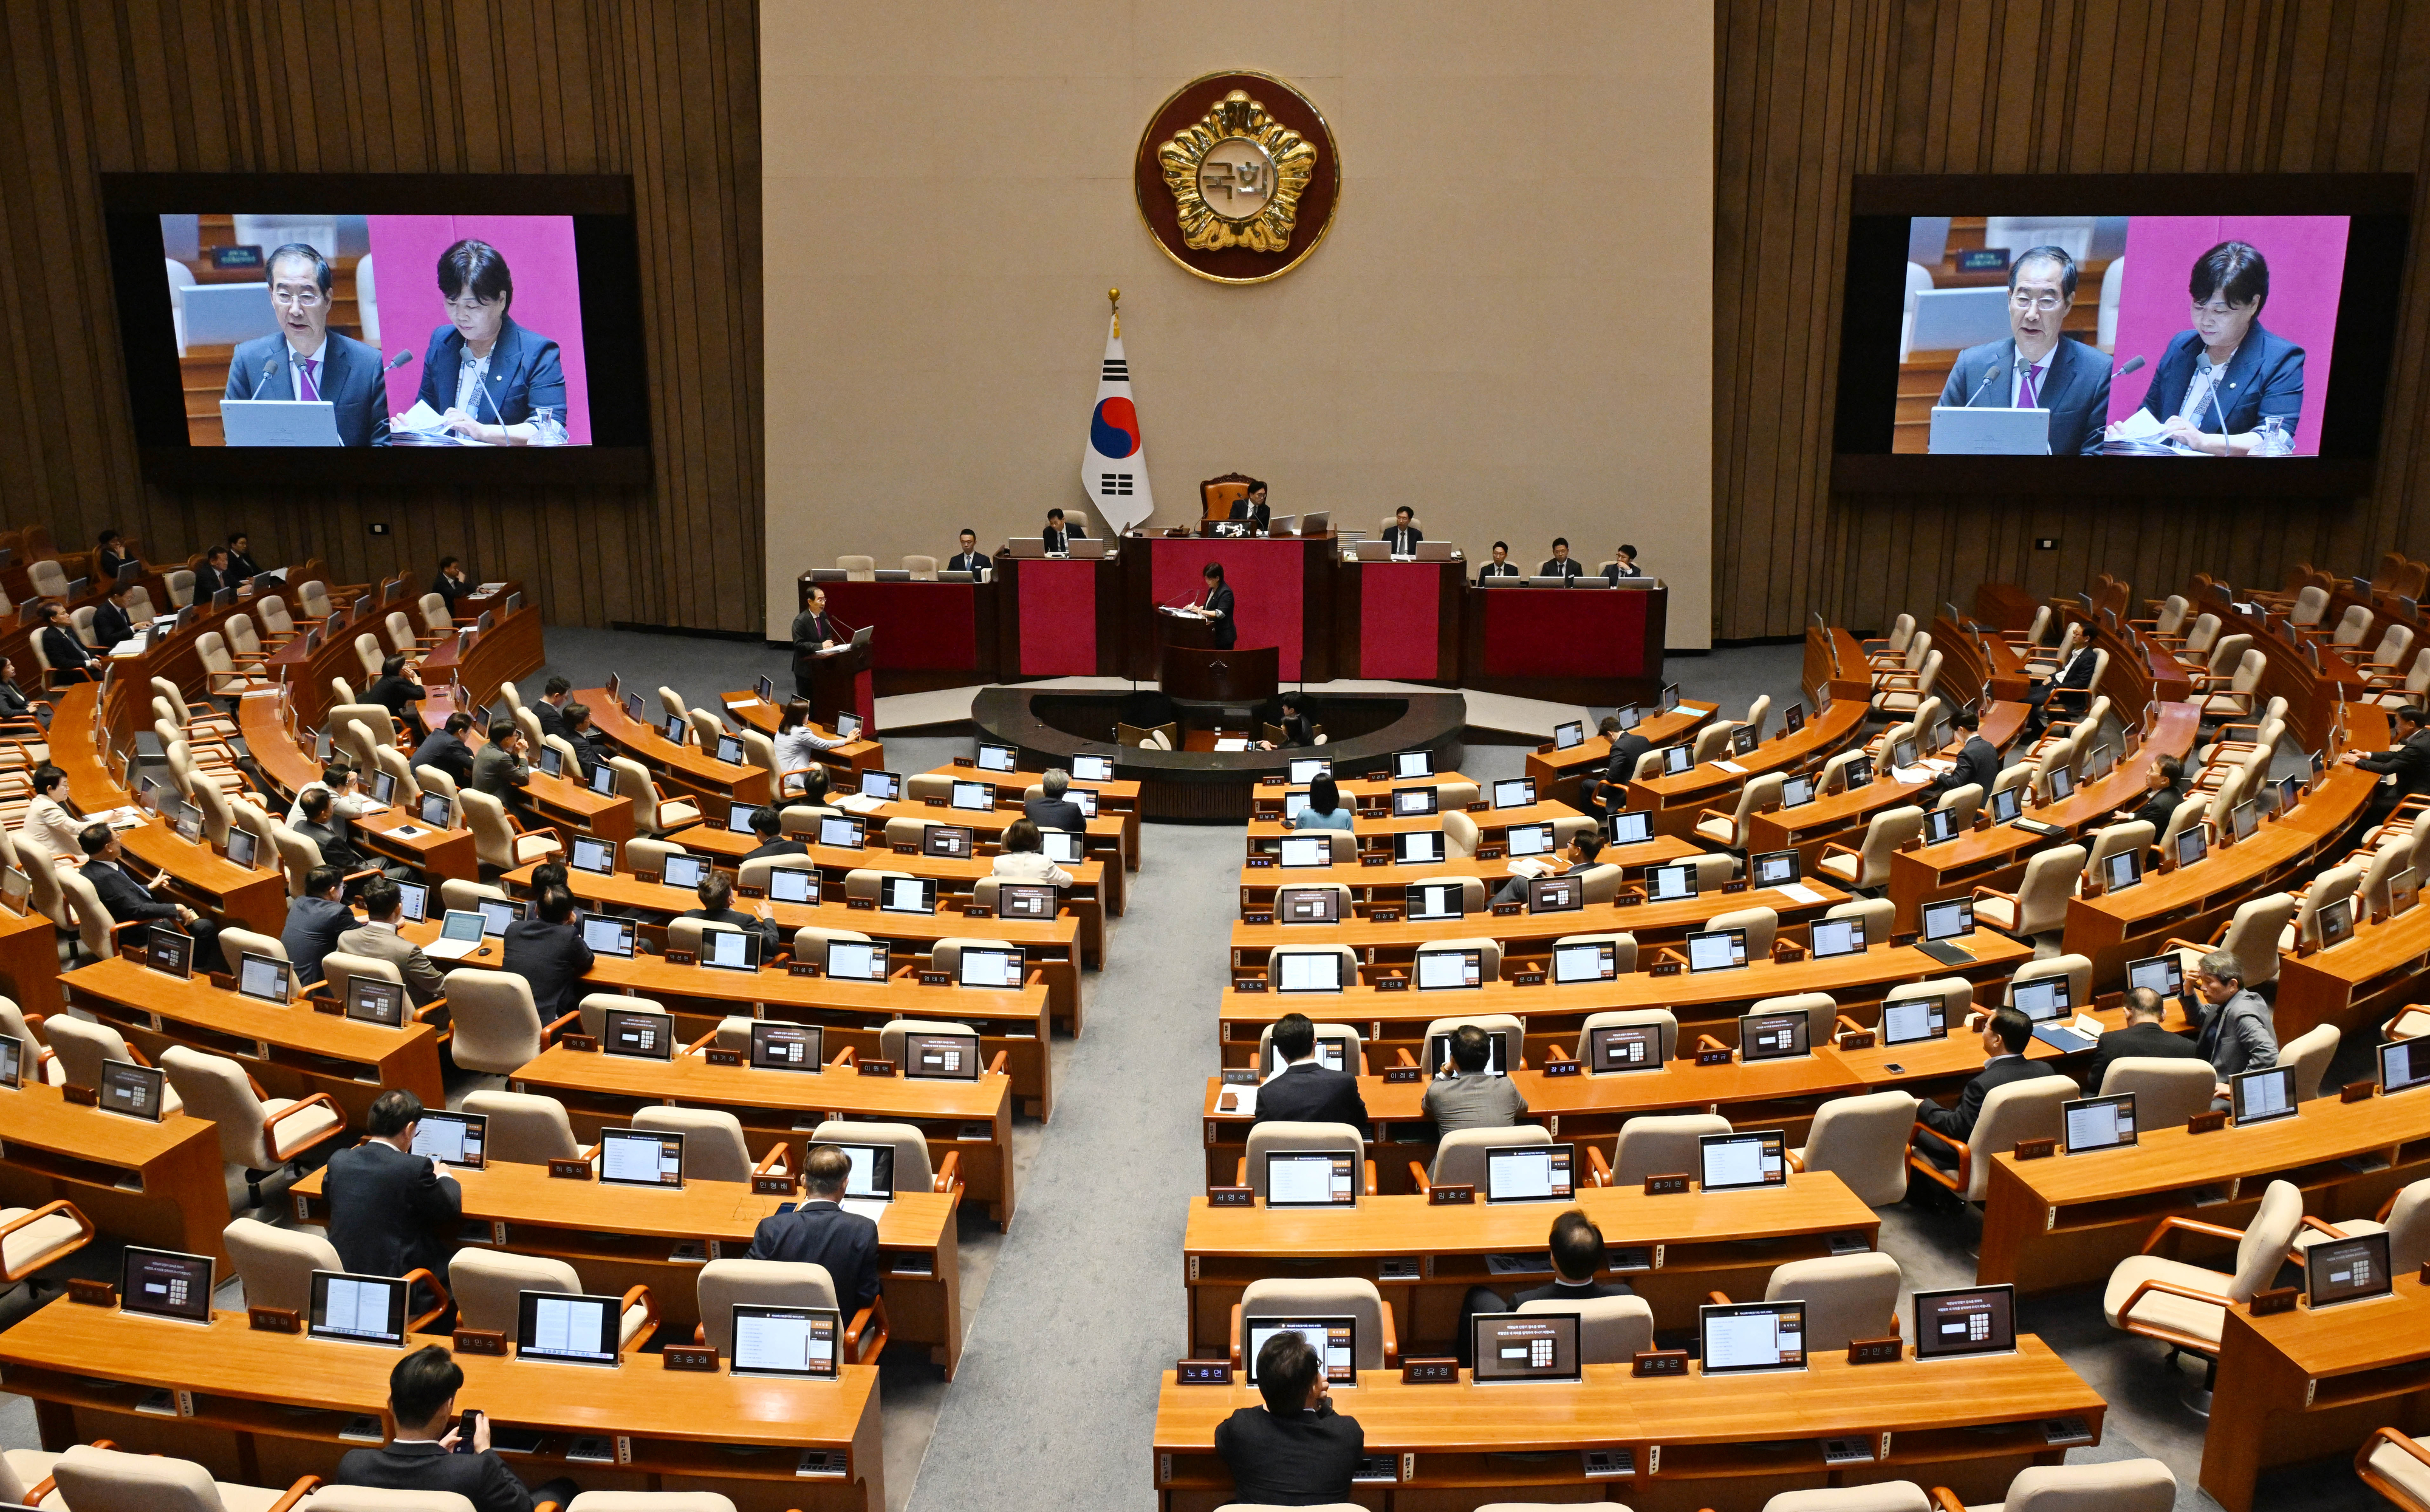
[1149,539,1305,679]
[1019,560,1099,676]
[1359,564,1441,679]
[818,582,977,671]
[1480,589,1650,677]
[850,668,875,733]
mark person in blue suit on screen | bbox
[414,239,567,445]
[2111,240,2305,456]
[223,243,391,446]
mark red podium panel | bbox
[816,581,978,672]
[1145,538,1312,680]
[1358,563,1447,679]
[1016,559,1100,676]
[1467,585,1666,705]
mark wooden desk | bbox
[1244,799,1585,854]
[0,1083,228,1261]
[524,769,638,846]
[674,803,1134,915]
[1929,615,2031,705]
[1524,700,1721,807]
[1740,702,2020,875]
[61,955,443,1126]
[1151,1338,2103,1512]
[239,696,481,881]
[506,1042,1016,1230]
[1244,770,1485,818]
[1232,839,1706,910]
[715,691,886,779]
[2203,1273,2430,1512]
[294,1154,970,1375]
[416,601,547,725]
[922,759,1143,864]
[580,687,772,824]
[0,1299,883,1512]
[2274,892,2430,1044]
[1626,697,1872,841]
[2203,592,2374,753]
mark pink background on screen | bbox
[2106,214,2346,453]
[364,215,591,443]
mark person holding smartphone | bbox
[335,1345,578,1512]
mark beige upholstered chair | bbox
[222,1216,341,1314]
[1427,1126,1550,1188]
[1871,650,1942,716]
[1253,1021,1365,1075]
[694,1257,881,1366]
[836,555,876,580]
[1909,1073,2074,1203]
[2097,1058,2217,1129]
[1607,1113,1730,1185]
[811,1120,943,1191]
[1241,1121,1370,1199]
[632,1105,779,1185]
[1706,905,1779,956]
[1263,943,1360,988]
[2278,1022,2340,1103]
[462,1089,581,1164]
[610,756,702,834]
[448,1249,655,1350]
[1940,1460,2176,1512]
[2104,1178,2302,1409]
[160,1045,344,1203]
[1789,1091,1920,1206]
[2165,891,2293,986]
[442,968,574,1073]
[462,788,563,872]
[2003,954,2092,1011]
[50,1445,316,1512]
[1763,1251,1901,1350]
[314,1490,477,1512]
[1973,844,2086,944]
[2284,861,2365,949]
[2294,1178,2430,1273]
[42,1015,183,1115]
[1515,1295,1652,1364]
[1824,895,1894,940]
[1233,1276,1395,1369]
[1692,771,1782,849]
[1573,1006,1669,1064]
[1818,806,1923,890]
[320,951,403,1011]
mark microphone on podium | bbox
[1964,361,2005,405]
[256,356,278,399]
[382,351,415,374]
[2112,355,2146,379]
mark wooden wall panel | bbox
[1717,0,2430,641]
[0,0,762,633]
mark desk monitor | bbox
[1392,750,1433,779]
[1505,821,1555,858]
[1471,1312,1583,1384]
[121,1247,213,1324]
[1275,951,1346,993]
[1392,787,1439,817]
[1415,946,1484,991]
[369,770,398,806]
[826,940,889,982]
[1406,881,1467,922]
[2062,1093,2137,1154]
[2171,820,2211,866]
[977,742,1019,775]
[1394,830,1446,864]
[2318,895,2355,948]
[2011,974,2071,1023]
[729,1304,842,1380]
[236,951,291,1005]
[2101,848,2141,893]
[569,836,616,875]
[598,1128,683,1189]
[0,1033,21,1090]
[1426,1027,1511,1078]
[950,781,992,812]
[2233,1065,2299,1125]
[1553,720,1586,751]
[834,712,865,742]
[2045,765,2075,802]
[2279,773,2304,814]
[1924,807,1962,844]
[1662,683,1682,711]
[516,1290,623,1366]
[2126,954,2183,999]
[1921,896,1975,942]
[1731,724,1760,757]
[410,1109,487,1169]
[2306,1230,2394,1309]
[1662,744,1695,776]
[1278,836,1332,868]
[1587,1021,1660,1072]
[1912,1285,2018,1361]
[1527,874,1583,914]
[1699,1130,1788,1192]
[1781,773,1816,809]
[1612,706,1641,733]
[1686,928,1749,972]
[1555,941,1618,985]
[923,824,974,858]
[2392,867,2421,918]
[1282,792,1311,826]
[1738,1012,1809,1061]
[1044,833,1087,869]
[1289,758,1330,785]
[422,787,464,827]
[603,1007,674,1061]
[2083,744,2117,782]
[145,928,193,980]
[1070,788,1098,819]
[1072,753,1115,782]
[767,867,818,905]
[587,762,617,798]
[880,877,939,915]
[1838,754,1875,790]
[661,854,714,894]
[956,945,1024,990]
[660,714,690,747]
[1647,863,1697,901]
[1264,1151,1359,1208]
[2381,1036,2430,1095]
[1277,887,1341,925]
[724,803,760,835]
[308,1270,408,1347]
[226,827,259,871]
[100,1059,165,1121]
[1609,809,1654,844]
[1785,702,1808,735]
[477,898,521,937]
[1988,785,2024,824]
[903,1030,983,1079]
[1243,1317,1356,1386]
[1809,917,1866,959]
[538,745,565,778]
[1753,849,1800,887]
[577,916,636,960]
[1699,1301,1806,1375]
[1493,778,1536,810]
[996,882,1056,919]
[859,770,902,802]
[750,1022,822,1071]
[346,976,406,1028]
[699,928,762,972]
[1880,993,1946,1045]
[2231,798,2259,842]
[816,816,865,850]
[1484,1143,1576,1203]
[168,800,204,844]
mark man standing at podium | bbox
[222,243,392,448]
[790,586,840,699]
[1933,245,2109,457]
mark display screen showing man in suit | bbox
[223,243,392,447]
[1934,245,2110,457]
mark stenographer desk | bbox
[505,1041,1016,1231]
[1626,697,1872,841]
[295,1152,971,1374]
[1232,839,1706,912]
[1152,1339,2103,1512]
[0,1299,883,1512]
[1523,701,1720,807]
[0,1082,227,1261]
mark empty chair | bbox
[1941,1460,2177,1512]
[1818,806,1925,891]
[314,1492,478,1512]
[1513,1294,1652,1364]
[1606,1113,1731,1185]
[611,756,702,834]
[2278,1022,2339,1103]
[1242,1121,1370,1199]
[2284,861,2364,949]
[2293,1178,2430,1272]
[1908,1073,2075,1203]
[1764,1251,1901,1350]
[1761,1484,1930,1512]
[1972,844,2087,945]
[2165,892,2293,986]
[1823,895,1894,941]
[2199,648,2268,719]
[42,1016,183,1115]
[50,1445,317,1512]
[1428,1126,1550,1188]
[2081,820,2153,884]
[1933,781,1983,827]
[1573,1007,1668,1065]
[1689,720,1734,764]
[1872,649,1942,717]
[1692,770,1783,850]
[2104,1178,2302,1409]
[2098,1058,2217,1129]
[2004,954,2093,1012]
[442,968,572,1074]
[448,1248,655,1351]
[1706,905,1778,956]
[440,878,508,911]
[462,1089,581,1163]
[1790,1091,1921,1206]
[461,788,563,873]
[161,1045,345,1204]
[1745,990,1838,1047]
[221,1216,436,1323]
[633,1106,776,1185]
[1233,1276,1394,1369]
[696,1257,881,1365]
[319,951,404,1012]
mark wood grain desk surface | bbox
[917,761,1141,802]
[715,691,883,770]
[1233,836,1709,889]
[1626,698,1871,807]
[501,864,1086,949]
[1227,880,1855,956]
[2067,767,2377,931]
[1202,1050,1878,1124]
[238,701,479,864]
[1897,703,2203,874]
[66,954,440,1066]
[511,1042,1010,1123]
[1247,800,1583,842]
[2225,1269,2430,1378]
[669,805,1129,860]
[579,688,773,795]
[0,1078,219,1166]
[1525,701,1721,777]
[518,842,1106,895]
[1993,1084,2430,1206]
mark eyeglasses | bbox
[2008,290,2066,312]
[270,287,326,309]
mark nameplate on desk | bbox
[952,756,974,768]
[1177,1359,1235,1384]
[632,869,662,886]
[310,995,344,1015]
[207,971,236,992]
[1233,977,1267,993]
[735,885,767,900]
[1772,940,1807,963]
[1513,970,1547,987]
[1428,1184,1474,1205]
[1465,801,1491,813]
[560,1034,598,1053]
[1206,1186,1254,1207]
[1374,974,1409,991]
[960,905,994,919]
[1694,1047,1731,1066]
[858,1059,898,1076]
[1246,857,1275,869]
[67,1279,115,1307]
[2345,1079,2378,1103]
[665,951,698,966]
[1535,1057,1580,1079]
[547,1159,591,1180]
[917,970,953,987]
[1632,1349,1689,1377]
[923,797,946,809]
[1616,888,1644,906]
[1368,907,1402,922]
[846,897,877,911]
[1490,901,1522,917]
[2188,1109,2228,1134]
[1400,1358,1459,1384]
[1383,1066,1423,1083]
[1242,912,1274,926]
[1357,807,1388,819]
[60,1084,97,1107]
[663,1344,719,1372]
[891,843,920,855]
[2012,1137,2056,1161]
[1722,879,1748,894]
[787,962,821,977]
[1643,1173,1691,1196]
[1475,846,1507,861]
[247,1305,301,1333]
[453,1328,509,1356]
[1846,1336,1903,1364]
[1837,1031,1877,1050]
[753,1173,798,1196]
[1360,853,1389,867]
[705,1048,744,1067]
[1258,776,1286,787]
[2248,1287,2299,1317]
[1648,961,1680,979]
[1890,931,1919,948]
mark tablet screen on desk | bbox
[1071,789,1098,818]
[860,770,902,802]
[1647,864,1696,901]
[1289,759,1330,785]
[0,1033,21,1090]
[1609,810,1654,844]
[226,828,259,870]
[1809,917,1864,959]
[2062,1093,2137,1154]
[589,762,618,798]
[1912,1284,2016,1360]
[516,1291,623,1366]
[880,877,938,915]
[236,952,290,1004]
[1415,948,1482,990]
[835,713,864,741]
[603,1007,674,1060]
[598,1129,683,1189]
[1277,888,1340,924]
[1553,721,1584,751]
[1072,754,1114,782]
[833,1141,895,1202]
[1395,830,1445,864]
[2383,1037,2430,1095]
[1393,751,1432,779]
[725,804,760,834]
[950,781,992,812]
[923,825,974,858]
[538,745,564,778]
[768,867,818,905]
[2233,1066,2298,1124]
[2307,1231,2394,1308]
[2175,822,2209,869]
[146,928,193,980]
[716,734,745,767]
[1264,1151,1358,1208]
[1699,1301,1804,1373]
[1484,1143,1575,1203]
[1278,836,1331,868]
[1527,875,1583,914]
[1737,1012,1807,1061]
[1780,774,1816,809]
[1587,1022,1657,1072]
[2125,954,2182,999]
[1663,745,1694,776]
[729,1304,841,1379]
[2102,849,2141,893]
[1427,1029,1509,1078]
[1555,943,1617,984]
[570,836,616,875]
[477,899,521,937]
[1989,785,2023,824]
[751,1022,822,1070]
[1505,823,1553,858]
[956,946,1023,990]
[347,977,405,1027]
[1471,1312,1581,1384]
[977,742,1019,773]
[1493,779,1536,810]
[1686,928,1748,972]
[662,714,690,747]
[121,1247,213,1324]
[2318,895,2354,948]
[1263,1035,1350,1075]
[309,1270,407,1347]
[1611,706,1640,733]
[1407,883,1464,921]
[816,817,864,851]
[2011,975,2070,1022]
[2231,798,2257,841]
[423,792,457,826]
[1880,996,1945,1045]
[1925,809,1961,844]
[101,1059,165,1121]
[903,1031,982,1079]
[1244,1318,1356,1385]
[1753,850,1799,886]
[1921,896,1974,942]
[1699,1130,1787,1192]
[826,941,889,981]
[1274,953,1345,994]
[700,928,762,971]
[411,1109,487,1168]
[1392,788,1438,817]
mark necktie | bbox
[298,357,320,402]
[2019,361,2044,407]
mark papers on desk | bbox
[388,824,428,840]
[102,806,146,831]
[107,639,145,659]
[840,1198,889,1223]
[1711,760,1748,775]
[724,696,766,711]
[477,582,508,594]
[1214,739,1250,752]
[2031,1020,2098,1055]
[837,794,887,816]
[1892,766,1935,785]
[392,401,495,446]
[1220,1084,1259,1118]
[2111,408,2165,443]
[1920,756,1955,771]
[1505,857,1556,880]
[1773,883,1826,906]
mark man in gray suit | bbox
[1422,1024,1528,1134]
[2191,948,2278,1104]
[1935,245,2112,456]
[337,877,446,1006]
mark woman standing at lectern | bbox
[1199,561,1237,649]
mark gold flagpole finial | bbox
[1109,287,1120,338]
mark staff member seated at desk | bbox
[92,583,144,650]
[0,657,46,725]
[678,869,780,955]
[1457,1208,1632,1366]
[946,529,990,576]
[37,604,95,685]
[1424,1024,1529,1133]
[2191,949,2278,1104]
[2083,987,2202,1092]
[1215,1330,1364,1509]
[741,807,807,861]
[1477,541,1519,583]
[992,818,1071,886]
[1041,508,1086,554]
[326,1090,461,1320]
[1600,714,1651,786]
[2125,756,2188,831]
[560,701,612,783]
[336,1343,578,1512]
[1231,480,1272,533]
[1537,538,1583,580]
[282,865,354,986]
[1603,542,1645,581]
[95,530,131,585]
[77,823,227,972]
[2350,705,2430,827]
[1492,830,1603,906]
[412,713,477,788]
[1381,507,1422,556]
[1024,768,1088,833]
[502,886,594,1020]
[431,556,474,609]
[224,531,262,583]
[746,1144,882,1313]
[1256,691,1317,749]
[1912,1007,2045,1175]
[338,877,446,1007]
[1929,706,2000,798]
[1288,776,1354,833]
[1256,1012,1369,1132]
[775,697,849,781]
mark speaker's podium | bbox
[799,629,878,734]
[1157,611,1278,703]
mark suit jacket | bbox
[1538,558,1583,579]
[469,744,529,799]
[2083,1019,2202,1095]
[1936,334,2110,456]
[224,330,392,448]
[744,1198,883,1308]
[1603,732,1652,786]
[2137,321,2306,442]
[1256,1060,1370,1134]
[337,921,446,1006]
[299,818,371,875]
[432,572,473,606]
[335,1441,534,1512]
[1024,796,1087,832]
[1513,1276,1636,1305]
[225,549,262,581]
[1214,1402,1364,1508]
[414,318,567,430]
[282,895,355,985]
[83,858,178,928]
[2197,988,2279,1083]
[367,674,426,718]
[1382,525,1422,554]
[1920,1055,2053,1143]
[532,702,571,746]
[92,602,135,649]
[945,550,990,575]
[95,549,128,584]
[193,564,227,601]
[745,838,809,861]
[1203,583,1237,650]
[1477,560,1520,583]
[323,1138,461,1282]
[411,730,474,786]
[1603,561,1646,582]
[1421,1072,1528,1134]
[39,625,92,676]
[501,919,594,1018]
[1933,735,2000,797]
[1230,499,1273,532]
[679,905,780,954]
[2131,782,2189,833]
[2356,728,2430,802]
[1042,525,1073,553]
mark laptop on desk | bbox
[1352,539,1394,562]
[1066,536,1111,559]
[423,909,488,962]
[1005,538,1049,559]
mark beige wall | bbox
[763,1,1714,648]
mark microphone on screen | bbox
[1965,362,2005,405]
[383,351,415,373]
[2113,355,2146,378]
[256,356,278,399]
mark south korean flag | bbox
[1083,312,1155,533]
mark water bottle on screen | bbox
[2256,416,2290,457]
[530,406,567,446]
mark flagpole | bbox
[1109,286,1120,339]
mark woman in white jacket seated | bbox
[990,818,1071,888]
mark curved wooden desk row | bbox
[1624,683,1875,840]
[265,578,525,734]
[1245,797,1589,852]
[238,696,481,883]
[923,758,1143,863]
[1233,837,1709,907]
[672,801,1132,918]
[1744,702,2030,875]
[2206,1270,2430,1512]
[1522,699,1721,806]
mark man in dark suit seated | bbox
[1042,508,1085,553]
[1603,543,1646,581]
[1599,714,1652,787]
[411,713,477,788]
[1477,541,1520,583]
[1229,480,1272,533]
[335,1344,577,1512]
[1024,768,1088,832]
[2023,634,2098,740]
[2350,705,2430,828]
[222,244,392,448]
[1934,245,2110,457]
[37,604,95,685]
[1929,707,2001,798]
[742,806,809,860]
[224,532,263,583]
[745,1144,883,1315]
[502,886,595,1022]
[1381,507,1422,556]
[2127,756,2189,833]
[281,865,354,987]
[431,556,474,607]
[945,529,990,576]
[1254,1013,1369,1134]
[366,654,428,724]
[1536,538,1584,580]
[1457,1208,1632,1364]
[77,823,225,971]
[298,788,407,891]
[559,702,612,784]
[191,548,231,603]
[324,1090,462,1316]
[2083,987,2201,1093]
[1912,1007,2052,1174]
[533,677,574,745]
[1214,1329,1363,1508]
[91,584,142,651]
[677,870,781,956]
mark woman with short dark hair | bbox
[414,238,569,445]
[2117,239,2306,456]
